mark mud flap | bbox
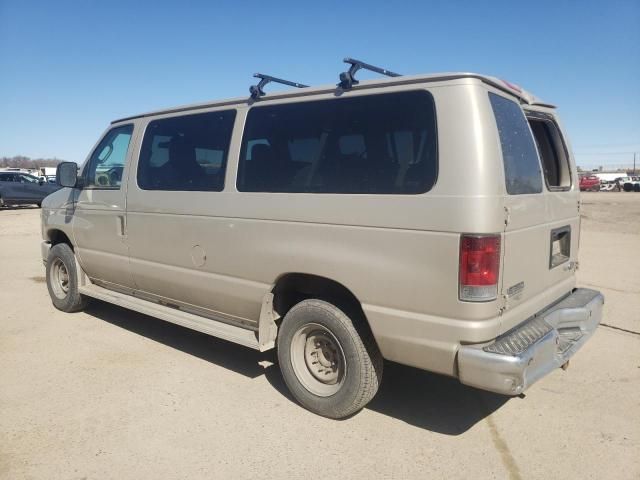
[258,293,280,352]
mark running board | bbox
[79,283,260,350]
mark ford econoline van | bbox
[41,60,603,418]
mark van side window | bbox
[137,110,236,191]
[84,125,134,189]
[237,91,437,194]
[489,93,543,195]
[527,116,571,189]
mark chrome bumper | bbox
[41,241,51,266]
[458,288,604,395]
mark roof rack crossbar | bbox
[249,73,309,99]
[338,57,401,89]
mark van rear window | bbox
[237,91,437,194]
[489,93,543,195]
[527,115,571,190]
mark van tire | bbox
[277,299,383,419]
[46,243,90,312]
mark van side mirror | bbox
[56,162,79,188]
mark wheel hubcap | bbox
[50,258,69,299]
[291,323,346,397]
[304,333,340,383]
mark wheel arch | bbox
[47,228,74,249]
[270,273,377,343]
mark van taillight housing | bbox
[459,234,501,302]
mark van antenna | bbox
[249,73,309,99]
[338,57,401,89]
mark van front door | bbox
[72,124,137,291]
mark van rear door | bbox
[489,93,579,333]
[525,105,580,289]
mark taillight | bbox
[459,234,501,302]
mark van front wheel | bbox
[277,299,383,419]
[46,243,90,312]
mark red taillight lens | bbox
[459,234,501,302]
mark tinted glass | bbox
[528,118,571,189]
[237,91,437,194]
[138,110,236,191]
[489,93,542,195]
[19,174,39,183]
[85,125,134,189]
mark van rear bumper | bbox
[458,288,604,395]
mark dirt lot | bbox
[1,192,638,479]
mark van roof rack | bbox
[338,57,401,89]
[249,73,309,99]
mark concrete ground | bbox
[1,192,638,479]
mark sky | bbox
[1,0,639,169]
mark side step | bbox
[79,283,260,350]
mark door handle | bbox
[117,215,126,237]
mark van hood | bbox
[42,187,78,210]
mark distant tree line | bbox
[0,156,64,169]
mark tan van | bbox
[42,59,603,418]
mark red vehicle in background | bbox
[579,174,601,191]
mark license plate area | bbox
[549,226,571,269]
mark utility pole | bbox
[634,152,637,175]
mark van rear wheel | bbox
[277,299,383,419]
[46,243,90,312]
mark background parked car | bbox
[620,176,640,192]
[39,175,57,184]
[600,181,617,192]
[0,172,62,207]
[579,174,601,191]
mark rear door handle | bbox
[563,261,578,272]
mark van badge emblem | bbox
[506,281,525,297]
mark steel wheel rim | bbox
[290,323,346,397]
[50,258,69,299]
